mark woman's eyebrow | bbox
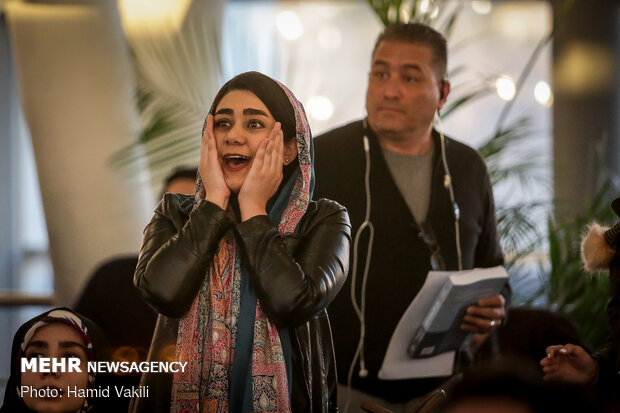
[214,108,233,115]
[59,341,87,353]
[25,341,48,350]
[243,108,268,117]
[214,107,269,117]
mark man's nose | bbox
[382,76,402,99]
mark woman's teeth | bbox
[225,155,250,166]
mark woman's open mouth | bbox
[223,154,251,172]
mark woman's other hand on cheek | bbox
[200,114,230,210]
[238,122,284,221]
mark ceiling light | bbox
[307,96,334,121]
[276,10,303,41]
[496,76,516,101]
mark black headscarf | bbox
[196,71,303,204]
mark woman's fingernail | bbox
[559,348,567,353]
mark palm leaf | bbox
[497,201,547,263]
[440,87,492,119]
[111,1,222,177]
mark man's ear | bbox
[438,80,451,111]
[283,139,298,165]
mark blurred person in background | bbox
[541,196,620,407]
[439,357,598,413]
[1,308,112,412]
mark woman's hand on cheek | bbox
[199,114,230,210]
[238,122,284,221]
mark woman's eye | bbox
[214,119,231,129]
[248,120,264,129]
[24,352,44,360]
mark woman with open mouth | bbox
[1,308,109,413]
[132,71,351,413]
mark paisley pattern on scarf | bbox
[251,303,288,412]
[172,73,312,413]
[172,234,239,413]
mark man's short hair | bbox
[372,23,448,81]
[161,166,198,198]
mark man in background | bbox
[313,23,508,411]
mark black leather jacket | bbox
[131,194,350,412]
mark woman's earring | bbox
[284,158,289,164]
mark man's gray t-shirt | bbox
[381,142,435,224]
